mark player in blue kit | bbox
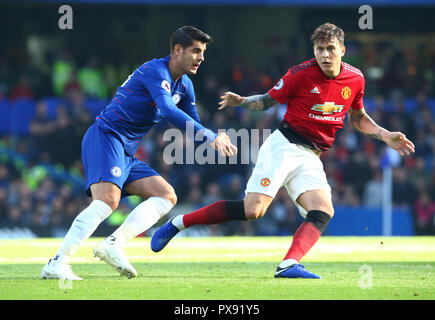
[41,26,237,280]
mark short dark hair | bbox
[311,23,345,46]
[170,26,212,53]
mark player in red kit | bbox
[151,23,415,278]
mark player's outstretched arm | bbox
[218,92,278,111]
[348,107,415,156]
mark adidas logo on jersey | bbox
[310,87,320,94]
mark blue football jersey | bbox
[95,55,216,156]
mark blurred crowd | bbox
[0,39,434,237]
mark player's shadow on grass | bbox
[2,261,434,281]
[135,262,277,278]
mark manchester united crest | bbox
[260,178,270,187]
[341,86,352,100]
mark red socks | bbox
[182,200,246,228]
[283,221,322,262]
[183,200,227,228]
[283,210,331,262]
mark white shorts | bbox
[245,129,331,218]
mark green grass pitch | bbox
[0,236,434,300]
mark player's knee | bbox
[243,194,272,220]
[90,182,121,211]
[300,194,334,217]
[327,206,334,217]
[320,200,334,217]
[244,203,267,220]
[162,186,177,206]
[312,200,334,217]
[98,194,120,211]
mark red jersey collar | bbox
[314,59,344,80]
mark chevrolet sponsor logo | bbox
[311,102,344,114]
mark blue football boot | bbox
[274,264,321,279]
[151,218,180,252]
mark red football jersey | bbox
[268,58,365,150]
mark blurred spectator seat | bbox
[404,97,417,113]
[9,98,35,135]
[382,99,395,112]
[0,98,10,134]
[41,97,67,120]
[363,97,375,112]
[427,98,435,114]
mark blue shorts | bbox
[82,123,159,198]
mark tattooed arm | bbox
[218,91,278,111]
[348,107,415,156]
[348,107,388,141]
